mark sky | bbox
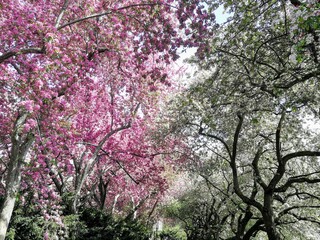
[215,5,230,24]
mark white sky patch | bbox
[215,5,230,24]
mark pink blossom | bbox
[44,231,50,240]
[20,100,34,112]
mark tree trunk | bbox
[72,161,91,214]
[0,161,22,240]
[263,193,281,240]
[0,114,34,240]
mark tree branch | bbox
[278,205,320,219]
[243,219,264,240]
[230,114,263,211]
[267,111,286,190]
[55,0,69,28]
[252,147,268,190]
[93,122,131,158]
[283,151,320,163]
[198,124,232,160]
[57,3,161,30]
[0,47,45,64]
[275,69,320,89]
[275,176,320,192]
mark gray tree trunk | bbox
[0,113,34,240]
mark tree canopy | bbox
[166,0,320,239]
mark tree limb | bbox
[198,125,232,160]
[275,176,320,192]
[283,151,320,163]
[57,3,161,30]
[267,111,286,190]
[0,47,45,64]
[230,114,263,211]
[252,147,268,190]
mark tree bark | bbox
[263,193,281,240]
[71,123,132,214]
[0,113,34,240]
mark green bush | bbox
[77,208,151,240]
[6,200,153,239]
[157,226,187,240]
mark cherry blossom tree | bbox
[0,0,214,238]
